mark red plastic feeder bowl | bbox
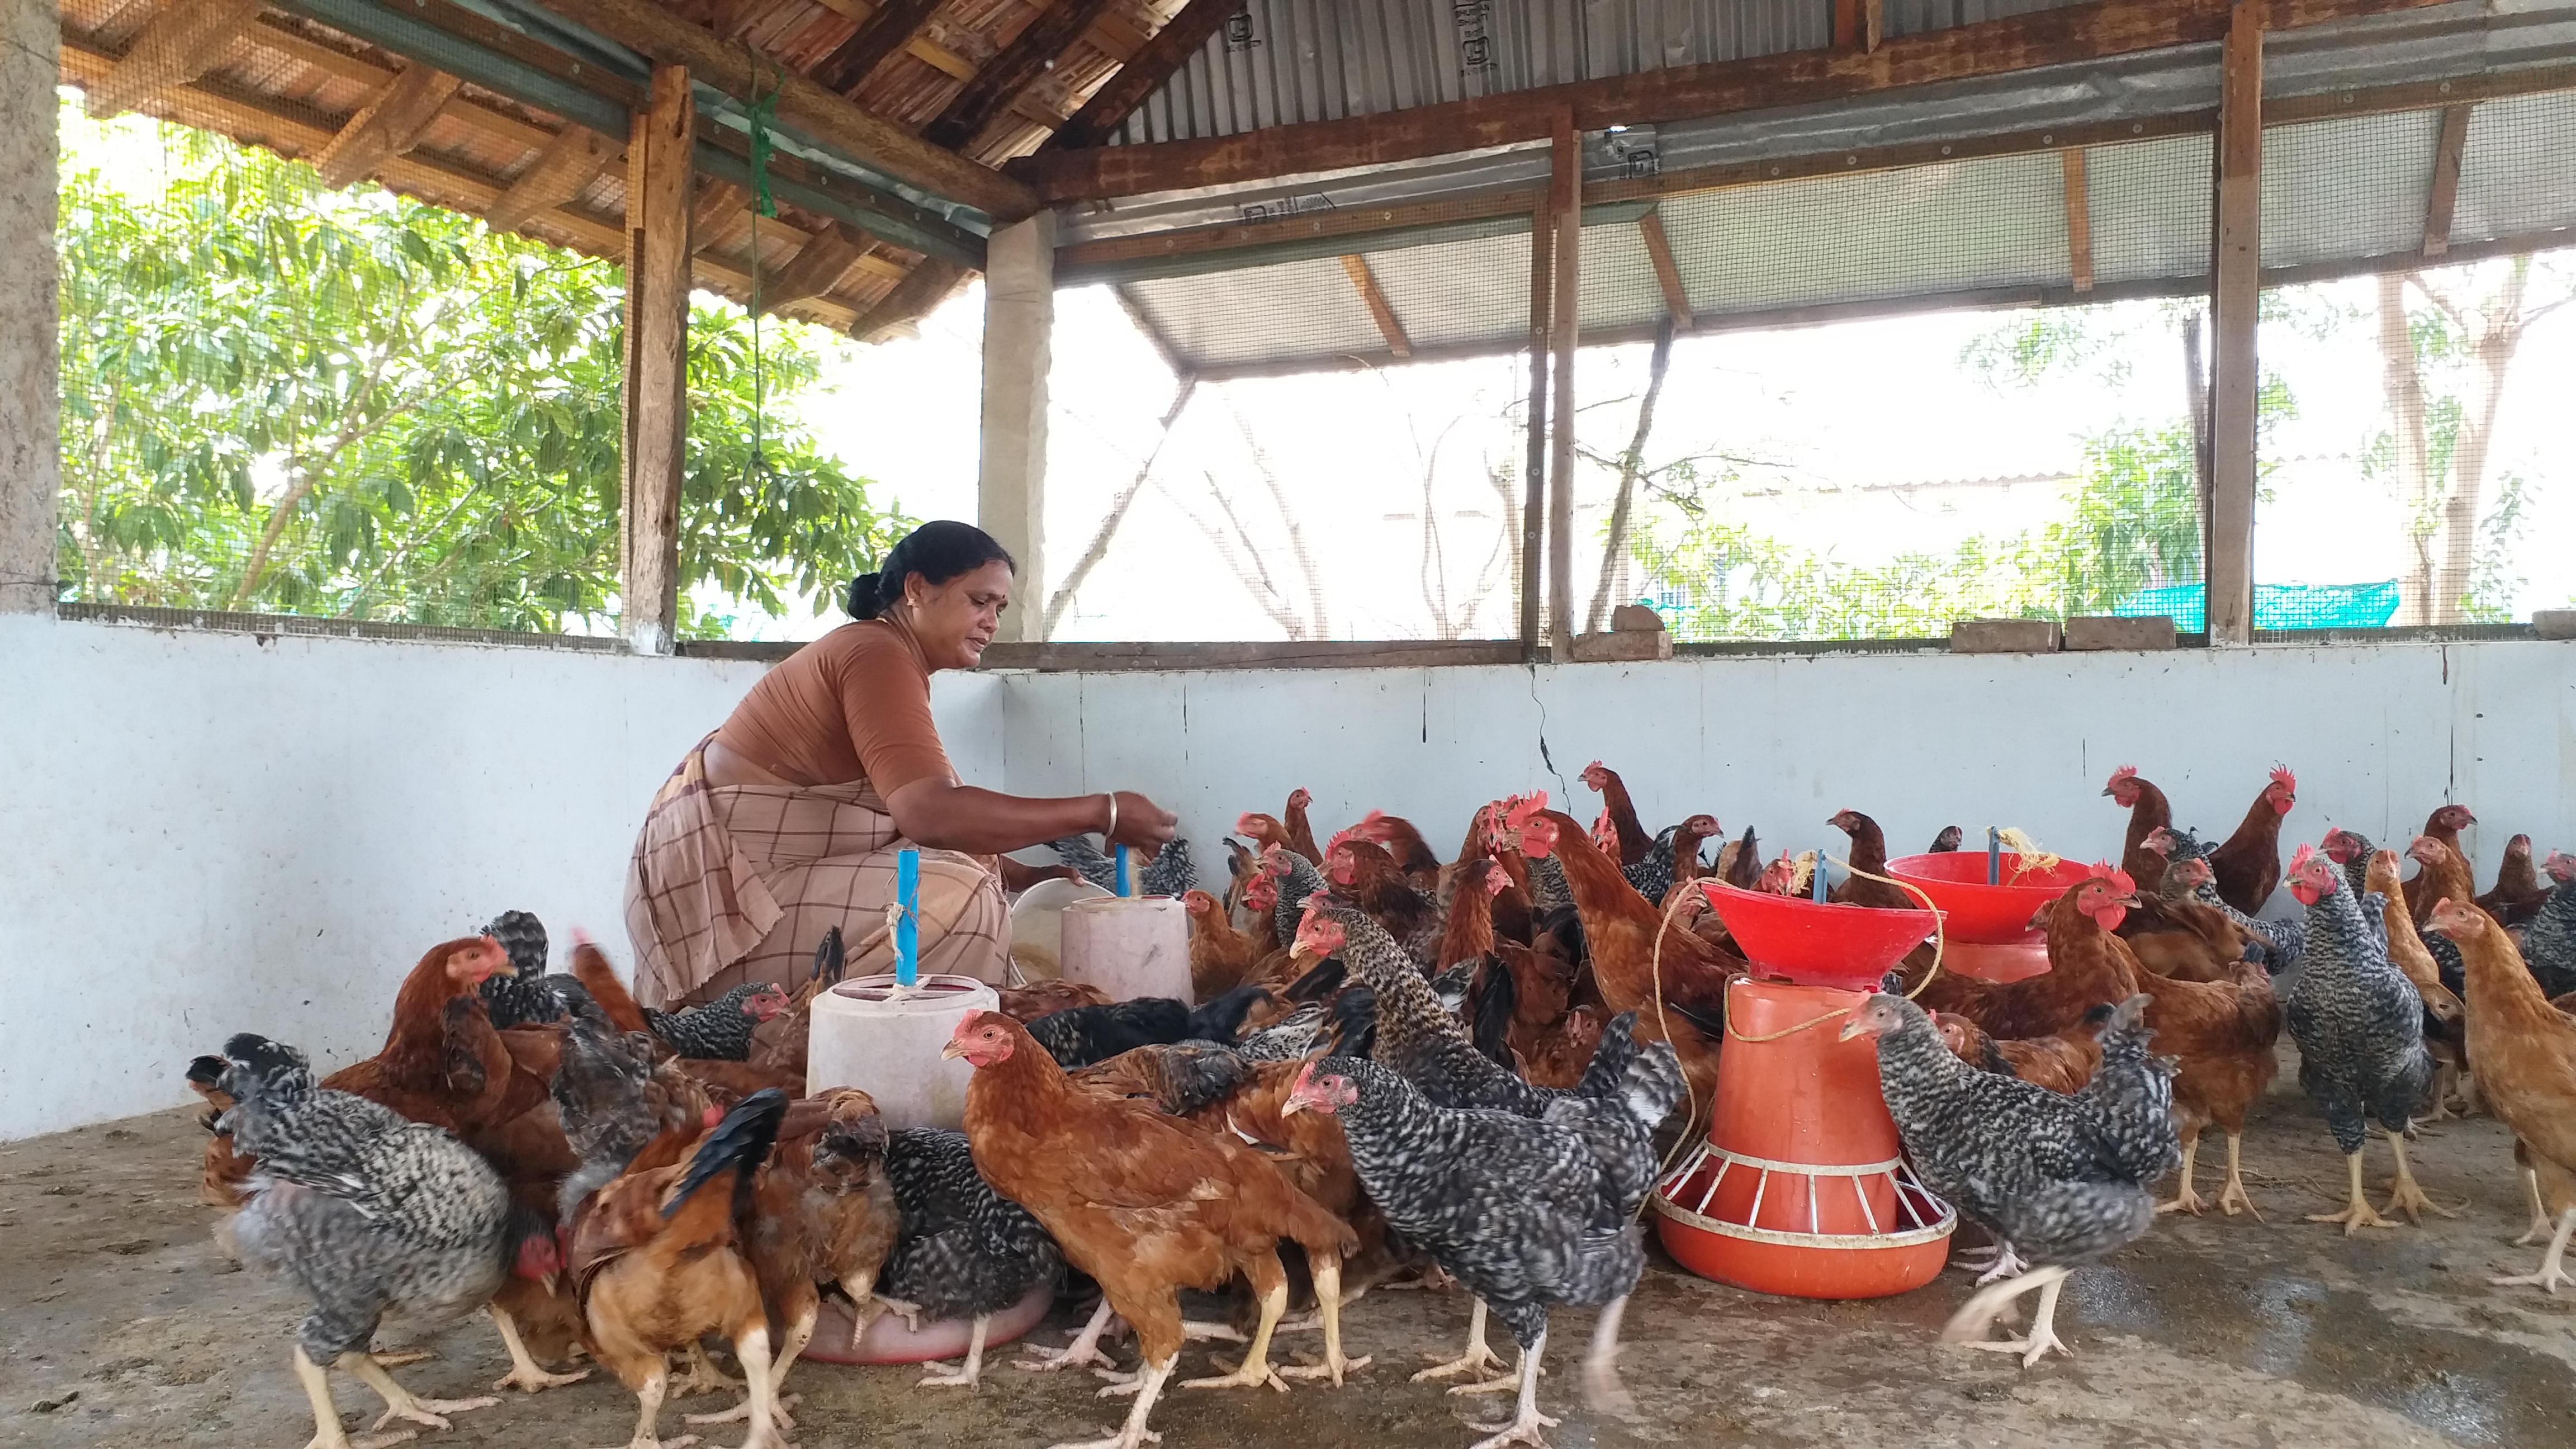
[1884,850,2093,983]
[1650,889,1954,1299]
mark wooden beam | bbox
[2062,147,2095,293]
[759,221,872,311]
[2206,1,2261,647]
[2421,103,2472,257]
[1046,0,1244,152]
[923,0,1126,151]
[813,0,944,94]
[1338,255,1413,358]
[621,63,694,658]
[85,0,263,119]
[853,258,970,343]
[1546,108,1580,664]
[537,0,1038,220]
[314,62,465,190]
[485,124,617,233]
[1008,0,2456,202]
[1637,209,1694,328]
[1519,190,1551,660]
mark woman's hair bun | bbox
[845,572,886,619]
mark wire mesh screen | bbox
[53,99,908,640]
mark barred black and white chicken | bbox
[213,1033,539,1449]
[1841,992,2176,1367]
[875,1127,1067,1388]
[1049,834,1197,898]
[644,981,789,1061]
[479,910,572,1028]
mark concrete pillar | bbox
[979,211,1054,643]
[0,0,59,614]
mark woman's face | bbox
[902,560,1014,669]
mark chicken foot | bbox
[342,1350,501,1435]
[2516,1167,2554,1246]
[2380,1130,2459,1224]
[1020,1300,1121,1375]
[1279,1254,1369,1386]
[1413,1299,1511,1385]
[1463,1332,1560,1449]
[2156,1133,2210,1216]
[917,1315,992,1388]
[596,1366,700,1449]
[290,1346,441,1449]
[1047,1354,1173,1449]
[2214,1133,2264,1220]
[685,1303,812,1434]
[669,1343,741,1396]
[2307,1150,2401,1234]
[1182,1281,1289,1392]
[1577,1295,1635,1419]
[1950,1237,2026,1285]
[2492,1205,2576,1295]
[490,1306,591,1394]
[1942,1263,2073,1368]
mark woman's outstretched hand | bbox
[1108,791,1178,855]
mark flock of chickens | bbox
[179,763,2576,1449]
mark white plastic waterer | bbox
[804,849,997,1129]
[1058,894,1191,1003]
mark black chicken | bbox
[1021,984,1272,1068]
[1284,1046,1682,1449]
[1841,992,2176,1367]
[876,1127,1066,1388]
[215,1034,534,1449]
[479,910,571,1027]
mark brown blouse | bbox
[713,620,953,793]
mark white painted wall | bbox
[0,615,999,1141]
[8,621,2565,1142]
[993,642,2576,915]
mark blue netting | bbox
[2116,581,2401,631]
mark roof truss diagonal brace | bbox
[1338,255,1413,358]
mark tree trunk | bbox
[2375,272,2438,625]
[2427,259,2530,622]
[1585,317,1675,634]
[2181,309,2212,572]
[1041,375,1196,640]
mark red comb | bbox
[2107,868,2137,895]
[2270,765,2296,790]
[2289,842,2318,872]
[2109,764,2137,783]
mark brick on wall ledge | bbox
[1950,619,2062,654]
[2535,610,2576,640]
[2064,615,2178,651]
[1569,629,1675,662]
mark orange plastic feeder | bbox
[1651,887,1954,1299]
[1884,850,2092,983]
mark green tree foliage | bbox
[54,103,908,636]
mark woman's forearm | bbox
[882,779,1110,855]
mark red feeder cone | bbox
[1886,850,2094,982]
[1650,884,1954,1299]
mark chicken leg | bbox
[2157,1132,2209,1216]
[290,1346,430,1449]
[1463,1332,1559,1449]
[685,1301,811,1434]
[1413,1298,1510,1385]
[1048,1354,1173,1449]
[594,1364,698,1449]
[342,1351,500,1436]
[668,1343,740,1396]
[2214,1133,2262,1220]
[1942,1263,2073,1368]
[918,1315,992,1388]
[1020,1300,1121,1374]
[1951,1237,2026,1285]
[1181,1280,1288,1391]
[2492,1205,2576,1294]
[1279,1254,1369,1386]
[2380,1129,2458,1223]
[2307,1150,2399,1234]
[489,1306,591,1394]
[1577,1295,1634,1419]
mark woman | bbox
[626,520,1177,1007]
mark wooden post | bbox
[980,211,1057,642]
[1519,192,1552,661]
[620,62,693,656]
[2205,1,2261,646]
[1,0,60,612]
[1546,107,1581,662]
[2421,105,2471,257]
[2062,148,2095,294]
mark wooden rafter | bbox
[2062,148,2095,293]
[1337,255,1413,358]
[484,124,617,233]
[813,0,945,94]
[85,0,264,119]
[1834,0,1886,51]
[852,257,971,342]
[1047,0,1246,152]
[1637,209,1694,328]
[1009,0,2459,202]
[315,62,465,190]
[2206,0,2262,646]
[923,0,1126,151]
[538,0,1037,219]
[759,222,873,312]
[2421,103,2473,257]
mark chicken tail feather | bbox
[663,1088,788,1220]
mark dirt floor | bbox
[4,1054,2573,1449]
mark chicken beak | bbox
[1836,1015,1871,1043]
[938,1039,968,1062]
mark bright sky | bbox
[784,267,2576,642]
